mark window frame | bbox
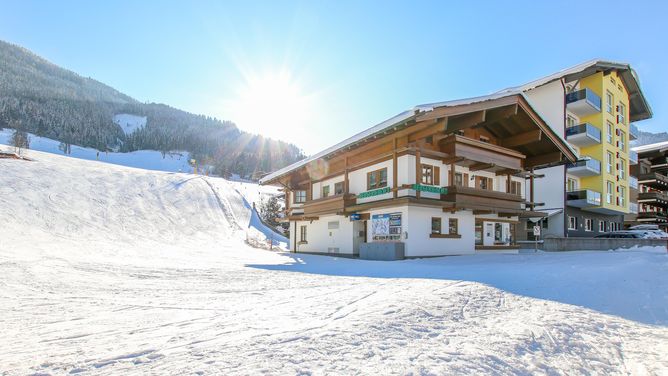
[448,218,459,235]
[619,186,626,206]
[606,152,613,173]
[606,91,614,114]
[568,216,577,230]
[619,130,626,151]
[606,181,614,204]
[334,181,344,195]
[421,164,434,185]
[619,158,626,180]
[618,102,626,124]
[584,218,593,232]
[431,217,442,235]
[294,190,306,204]
[599,220,605,232]
[299,225,307,243]
[606,121,614,144]
[366,168,388,190]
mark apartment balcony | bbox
[565,123,601,147]
[638,172,668,190]
[637,211,668,223]
[302,193,357,217]
[566,88,602,117]
[629,202,639,214]
[630,123,639,141]
[567,158,601,177]
[566,189,602,208]
[637,191,668,209]
[629,150,638,165]
[629,175,638,190]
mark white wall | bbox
[403,206,475,257]
[294,215,355,254]
[312,174,345,200]
[349,159,394,203]
[524,80,567,237]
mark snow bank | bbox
[1,150,667,375]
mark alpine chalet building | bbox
[260,92,577,257]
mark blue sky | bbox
[1,0,666,154]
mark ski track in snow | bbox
[0,148,667,375]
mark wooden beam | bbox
[485,103,518,123]
[445,110,486,133]
[442,156,466,165]
[495,168,522,176]
[500,129,542,148]
[415,149,421,199]
[393,137,398,198]
[525,152,563,168]
[469,162,496,172]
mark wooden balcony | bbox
[638,172,668,190]
[439,134,525,171]
[638,191,668,208]
[302,193,357,216]
[441,185,525,213]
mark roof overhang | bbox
[497,59,652,122]
[260,93,578,186]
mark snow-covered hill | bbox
[1,149,667,375]
[113,113,147,135]
[0,128,192,173]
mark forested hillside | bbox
[0,40,303,177]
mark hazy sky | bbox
[2,0,666,154]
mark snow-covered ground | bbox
[1,149,667,375]
[0,128,192,173]
[112,113,147,135]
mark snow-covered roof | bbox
[496,59,652,122]
[260,91,577,185]
[632,140,668,154]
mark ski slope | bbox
[113,113,147,135]
[1,149,667,375]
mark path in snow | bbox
[0,149,667,375]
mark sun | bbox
[227,70,314,143]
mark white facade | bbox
[288,157,524,257]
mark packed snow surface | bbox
[113,113,147,135]
[1,149,667,375]
[0,128,191,173]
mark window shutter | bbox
[487,177,494,191]
[463,173,469,187]
[434,166,440,186]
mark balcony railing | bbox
[638,172,668,190]
[629,150,638,165]
[630,123,639,141]
[302,193,357,216]
[638,191,668,208]
[565,123,601,146]
[637,211,668,223]
[566,189,602,208]
[567,157,601,177]
[566,88,602,117]
[629,175,638,189]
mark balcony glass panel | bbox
[566,88,602,115]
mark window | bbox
[294,190,306,203]
[607,121,614,144]
[585,218,593,232]
[619,130,626,151]
[606,181,614,204]
[448,218,458,235]
[619,186,626,206]
[367,168,388,190]
[618,102,626,124]
[334,182,344,195]
[598,220,605,232]
[568,216,577,230]
[606,152,614,173]
[606,91,614,114]
[421,164,434,185]
[510,181,522,195]
[566,115,577,128]
[566,178,577,192]
[321,185,330,198]
[479,136,490,143]
[619,158,626,180]
[299,225,307,242]
[477,176,493,190]
[431,217,441,234]
[454,172,464,187]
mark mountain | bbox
[0,39,304,178]
[632,130,668,147]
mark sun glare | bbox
[227,70,315,143]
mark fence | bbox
[529,237,668,252]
